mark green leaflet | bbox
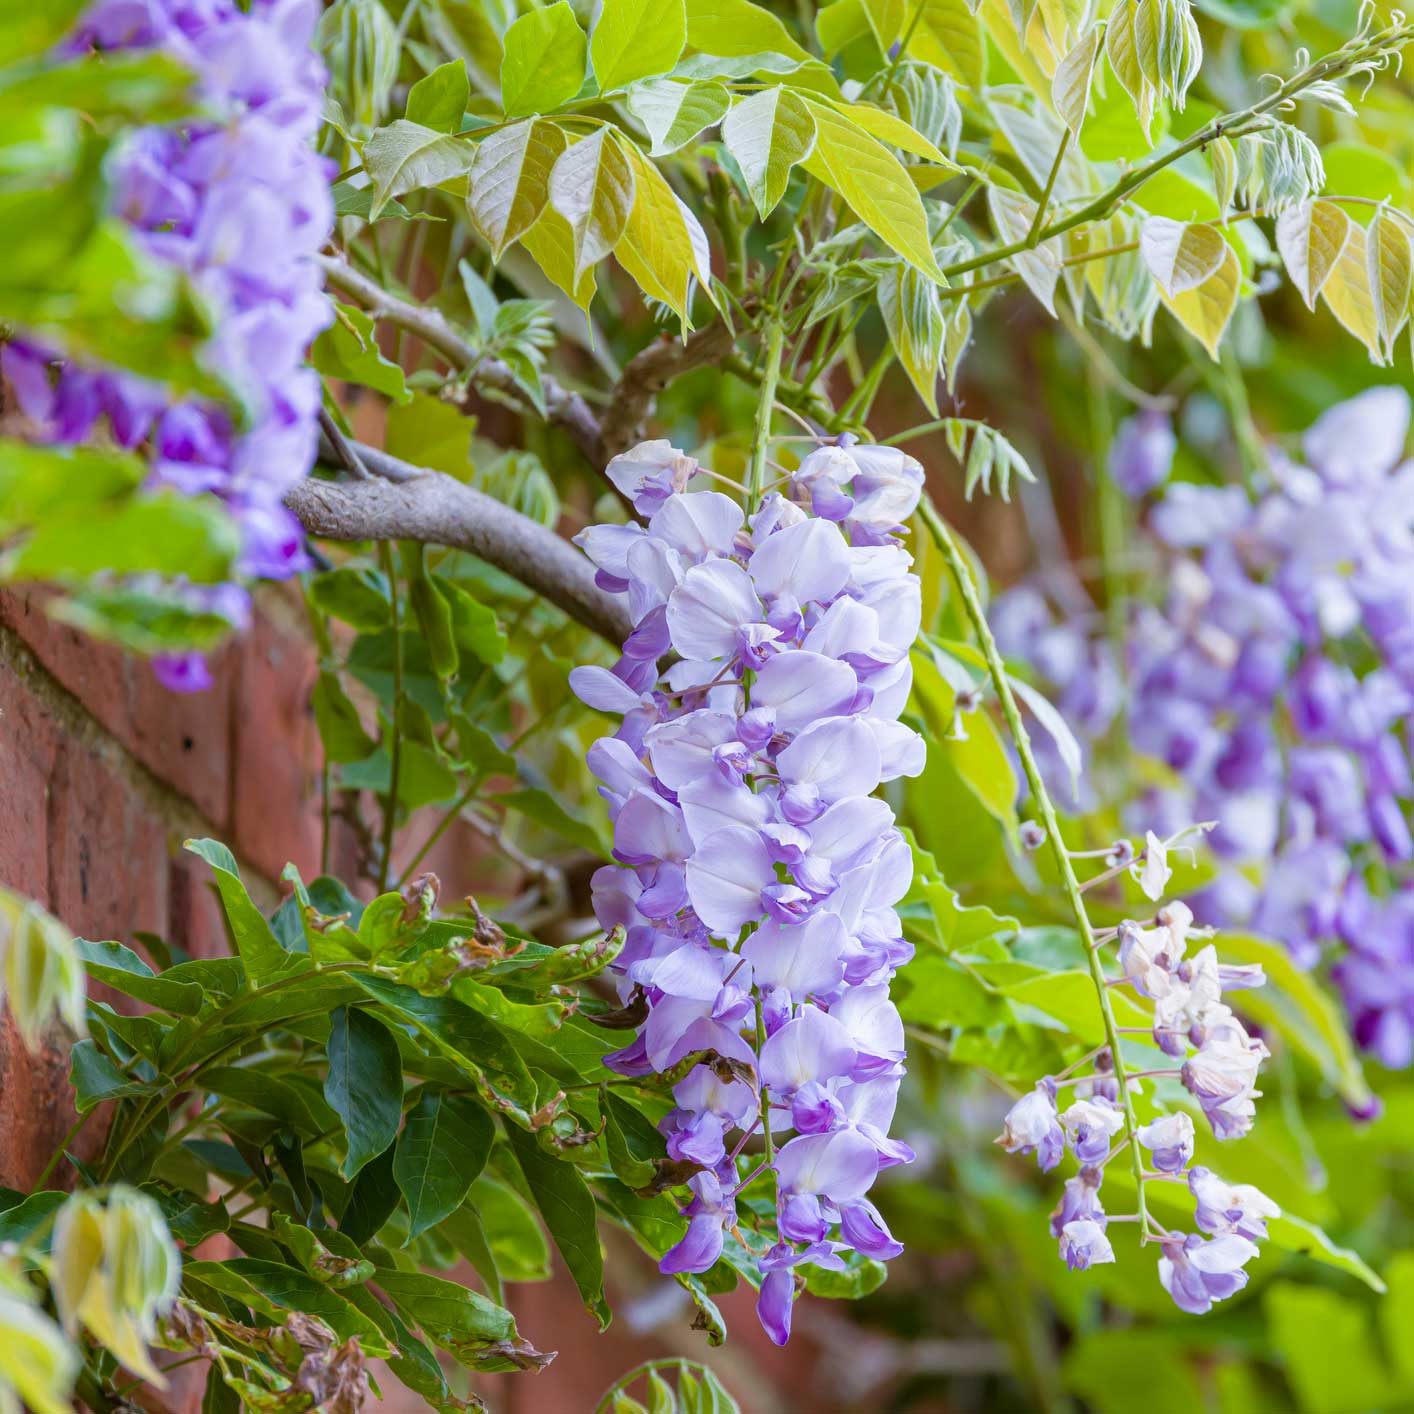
[393,1088,495,1241]
[324,1006,404,1180]
[502,1120,611,1327]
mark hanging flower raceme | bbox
[3,0,333,690]
[997,387,1414,1071]
[996,857,1279,1314]
[572,436,927,1344]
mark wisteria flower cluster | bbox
[998,879,1277,1312]
[999,388,1414,1069]
[3,0,333,688]
[571,437,928,1344]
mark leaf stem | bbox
[919,496,1150,1237]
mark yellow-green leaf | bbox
[686,0,810,59]
[826,98,956,167]
[590,0,687,91]
[1366,208,1412,360]
[500,1,586,118]
[986,185,1061,314]
[1210,134,1236,219]
[468,118,566,259]
[1105,0,1159,135]
[519,204,599,313]
[547,128,635,281]
[877,261,945,413]
[907,0,985,89]
[615,140,713,328]
[364,119,477,220]
[1051,24,1100,136]
[1275,200,1351,309]
[626,77,730,155]
[1139,216,1227,296]
[1159,238,1240,358]
[721,87,817,219]
[1321,221,1382,360]
[801,99,946,282]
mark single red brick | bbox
[122,638,236,829]
[47,740,170,946]
[0,671,54,900]
[232,615,323,881]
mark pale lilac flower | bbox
[1188,1167,1280,1241]
[998,1084,1064,1171]
[1060,1097,1125,1165]
[1137,1113,1195,1172]
[1059,1219,1115,1270]
[1109,409,1176,497]
[1158,1233,1259,1314]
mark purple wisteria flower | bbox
[1109,409,1177,498]
[3,0,333,686]
[998,388,1414,1068]
[574,437,926,1343]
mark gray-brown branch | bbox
[286,445,632,646]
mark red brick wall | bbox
[0,587,833,1414]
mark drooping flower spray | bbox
[3,0,334,688]
[571,332,926,1343]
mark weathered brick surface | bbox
[231,613,323,882]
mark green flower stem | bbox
[919,496,1151,1237]
[746,320,786,504]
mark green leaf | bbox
[406,59,470,133]
[437,577,508,665]
[985,185,1060,315]
[3,491,239,586]
[339,1140,401,1244]
[721,87,817,220]
[0,1190,64,1247]
[350,974,539,1115]
[495,786,606,855]
[548,128,636,282]
[1139,217,1228,297]
[685,0,810,60]
[309,566,391,631]
[626,78,731,156]
[591,0,687,91]
[616,140,713,326]
[502,1120,610,1327]
[502,2,587,117]
[73,939,205,1014]
[602,1091,663,1188]
[800,99,945,282]
[0,0,88,67]
[1158,239,1240,359]
[48,585,235,657]
[312,302,412,403]
[803,1253,887,1299]
[877,261,944,413]
[1265,1283,1395,1411]
[1052,25,1101,136]
[69,1040,152,1113]
[183,839,304,983]
[394,1088,495,1241]
[0,442,142,533]
[469,118,567,261]
[324,1006,405,1180]
[364,119,477,221]
[519,202,599,311]
[312,671,378,764]
[466,1175,552,1280]
[373,1267,548,1371]
[183,1259,393,1354]
[201,1067,338,1136]
[907,0,985,88]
